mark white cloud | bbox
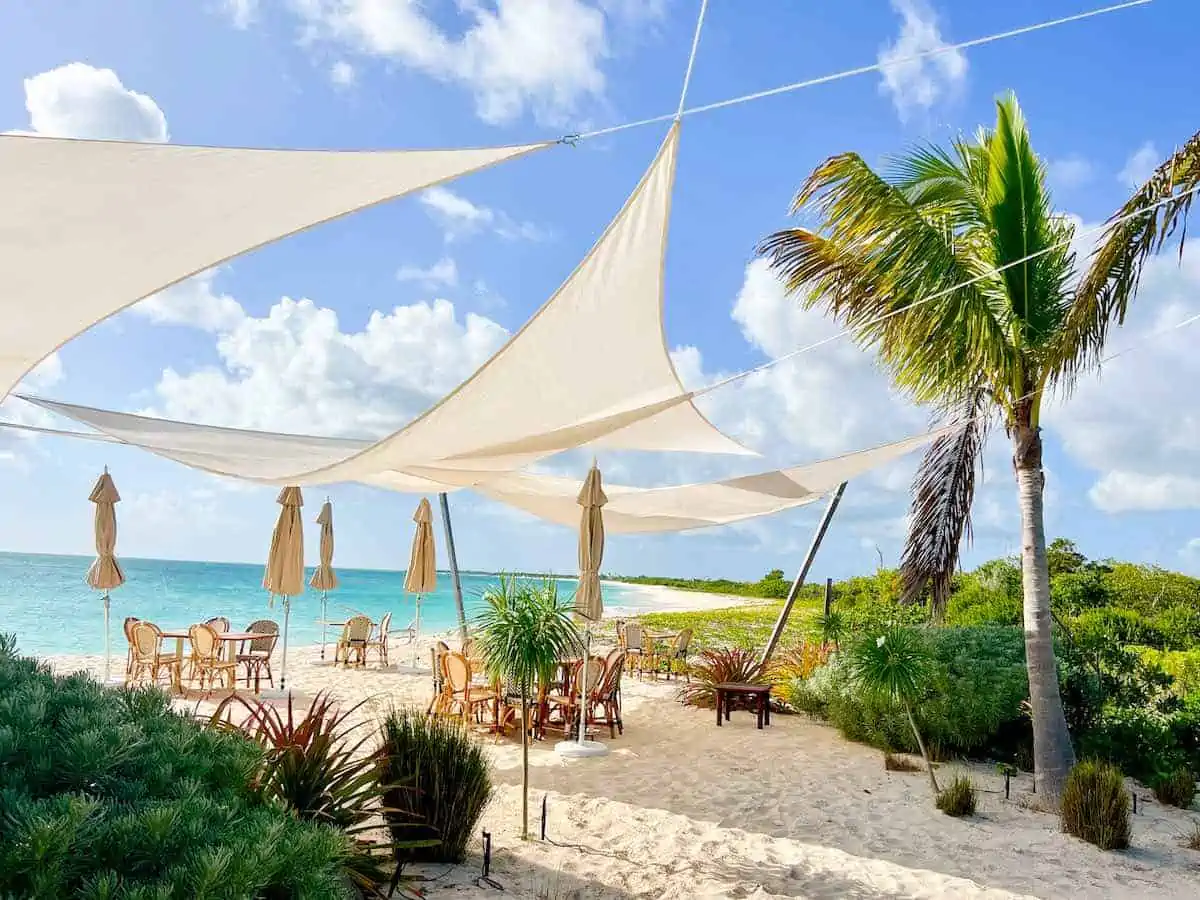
[1119,141,1160,190]
[283,0,615,125]
[396,256,459,289]
[146,294,508,437]
[1181,538,1200,566]
[22,63,167,142]
[130,270,247,333]
[1048,155,1096,192]
[877,0,967,122]
[419,186,546,243]
[330,60,357,86]
[1053,239,1200,511]
[223,0,259,29]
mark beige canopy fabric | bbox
[263,486,305,597]
[405,498,438,595]
[310,500,338,591]
[86,469,126,591]
[0,134,548,400]
[14,124,751,485]
[0,417,943,534]
[574,465,606,622]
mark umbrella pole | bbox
[412,595,422,668]
[280,597,290,692]
[578,626,591,744]
[103,593,111,684]
[320,591,328,661]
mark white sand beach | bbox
[42,587,1200,900]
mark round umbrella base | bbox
[554,739,609,759]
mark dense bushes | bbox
[0,635,359,898]
[1151,768,1196,809]
[787,627,1030,760]
[379,709,494,864]
[1060,760,1131,850]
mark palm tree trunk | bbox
[520,690,530,840]
[1013,423,1076,801]
[903,700,940,798]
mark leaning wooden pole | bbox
[439,492,469,643]
[757,482,848,671]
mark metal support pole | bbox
[758,482,847,671]
[439,492,468,644]
[823,577,833,617]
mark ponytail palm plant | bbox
[474,576,581,839]
[759,93,1119,800]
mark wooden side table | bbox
[714,682,772,729]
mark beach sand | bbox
[41,584,1200,900]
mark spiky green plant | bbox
[1061,760,1131,850]
[209,691,397,895]
[760,93,1094,799]
[0,633,357,898]
[678,647,764,709]
[847,627,939,797]
[812,610,846,650]
[474,576,581,840]
[936,775,979,817]
[379,707,494,864]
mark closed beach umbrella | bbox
[310,499,338,660]
[263,485,304,690]
[86,468,126,684]
[575,463,606,622]
[571,463,606,748]
[405,497,437,665]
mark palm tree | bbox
[758,93,1112,800]
[474,576,581,839]
[847,626,939,799]
[1078,130,1200,339]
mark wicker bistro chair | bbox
[122,617,141,683]
[128,621,181,689]
[439,651,497,726]
[237,619,279,689]
[546,656,605,736]
[363,611,392,667]
[336,614,373,667]
[204,616,230,634]
[664,628,694,681]
[622,622,646,675]
[588,649,626,738]
[188,623,238,695]
[427,640,452,715]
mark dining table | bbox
[160,629,259,694]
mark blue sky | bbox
[1,0,1198,581]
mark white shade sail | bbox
[13,124,750,485]
[0,133,549,400]
[0,417,940,533]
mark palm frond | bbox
[759,153,1017,405]
[1071,129,1200,372]
[900,388,993,618]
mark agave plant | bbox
[209,691,402,896]
[678,647,764,709]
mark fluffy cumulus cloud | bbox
[131,270,247,333]
[876,0,967,122]
[22,63,167,142]
[1052,243,1200,512]
[395,256,459,289]
[278,0,634,125]
[1047,155,1097,193]
[223,0,260,30]
[146,291,508,437]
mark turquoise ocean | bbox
[0,552,651,657]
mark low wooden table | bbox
[714,682,772,729]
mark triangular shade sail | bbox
[14,124,751,483]
[0,133,549,399]
[0,416,938,533]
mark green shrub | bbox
[796,627,1030,761]
[1074,607,1167,650]
[0,634,358,898]
[1151,768,1197,809]
[1061,760,1131,850]
[379,708,494,864]
[1077,706,1186,785]
[678,648,764,709]
[1137,647,1200,697]
[936,776,978,817]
